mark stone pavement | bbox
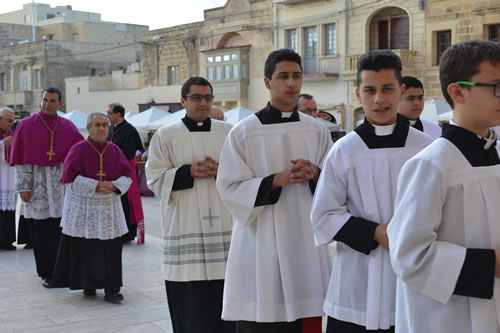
[0,197,173,333]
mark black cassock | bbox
[108,120,143,241]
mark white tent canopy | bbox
[146,109,186,131]
[437,110,453,122]
[317,117,341,131]
[61,110,88,130]
[124,111,138,120]
[224,106,254,125]
[420,98,452,124]
[127,107,170,131]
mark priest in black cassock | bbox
[52,112,132,302]
[146,77,234,333]
[107,103,144,243]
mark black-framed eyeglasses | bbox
[456,81,500,98]
[185,94,214,103]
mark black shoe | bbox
[83,289,96,296]
[24,244,33,249]
[42,279,52,288]
[104,292,124,303]
[0,244,16,250]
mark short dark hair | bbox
[42,87,62,101]
[401,76,424,92]
[298,93,313,100]
[440,39,500,108]
[356,50,402,87]
[109,103,125,118]
[264,49,302,79]
[181,77,213,99]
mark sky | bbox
[2,0,229,30]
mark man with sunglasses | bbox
[146,77,235,333]
[0,107,16,250]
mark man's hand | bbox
[191,156,218,179]
[20,191,32,202]
[273,159,318,189]
[374,222,390,251]
[96,181,118,194]
[3,136,12,148]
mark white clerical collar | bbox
[197,122,204,126]
[372,122,396,136]
[281,112,294,118]
[449,119,498,150]
[409,119,418,126]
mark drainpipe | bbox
[274,3,277,50]
[32,0,36,41]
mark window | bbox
[23,77,29,91]
[47,34,54,40]
[73,33,79,42]
[90,68,96,76]
[216,66,222,80]
[47,13,55,19]
[1,73,6,91]
[324,24,336,55]
[207,67,214,81]
[303,26,317,74]
[378,16,409,50]
[489,24,500,42]
[436,30,451,65]
[24,15,30,24]
[232,64,239,79]
[205,48,249,82]
[35,70,41,89]
[224,65,231,80]
[286,29,297,52]
[167,65,180,85]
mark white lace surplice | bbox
[15,164,64,219]
[61,175,131,240]
[0,140,16,211]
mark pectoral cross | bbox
[202,208,219,227]
[46,147,55,160]
[96,169,106,181]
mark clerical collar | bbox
[182,115,211,132]
[398,113,424,132]
[255,102,300,125]
[449,120,497,150]
[113,119,127,129]
[354,117,409,149]
[442,122,499,167]
[87,137,108,151]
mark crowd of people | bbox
[1,38,500,333]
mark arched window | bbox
[369,7,409,50]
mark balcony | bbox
[5,91,33,106]
[344,49,417,81]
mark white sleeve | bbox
[15,164,33,192]
[216,129,265,226]
[310,144,353,246]
[145,131,179,201]
[387,158,466,304]
[112,176,132,195]
[70,175,98,197]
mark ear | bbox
[355,87,361,103]
[180,97,186,108]
[400,83,407,96]
[264,77,271,90]
[58,100,63,108]
[447,83,466,105]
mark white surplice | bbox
[15,164,65,219]
[0,140,16,211]
[310,126,431,330]
[61,175,131,240]
[421,119,442,140]
[388,138,500,333]
[145,119,233,282]
[216,113,333,323]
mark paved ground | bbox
[0,197,173,333]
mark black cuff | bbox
[308,166,321,194]
[254,174,282,207]
[333,216,379,255]
[114,189,122,195]
[172,165,194,191]
[453,248,495,299]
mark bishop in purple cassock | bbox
[9,88,83,287]
[51,112,132,302]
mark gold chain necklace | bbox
[37,113,58,161]
[86,140,109,181]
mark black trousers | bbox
[165,280,236,333]
[326,317,395,333]
[236,319,303,333]
[0,210,15,246]
[121,193,137,241]
[31,217,62,280]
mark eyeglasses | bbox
[185,94,214,103]
[456,81,500,98]
[0,118,14,123]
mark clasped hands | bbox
[272,159,318,189]
[96,181,117,194]
[191,156,218,179]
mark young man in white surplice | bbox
[388,39,500,333]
